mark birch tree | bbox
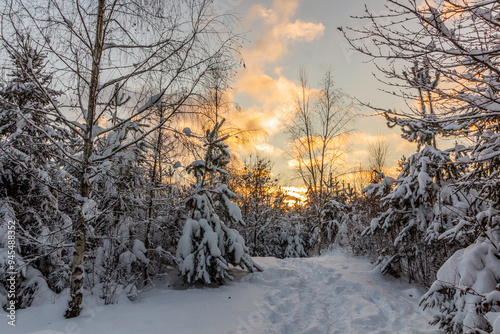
[1,0,240,318]
[287,68,354,252]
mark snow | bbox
[81,199,97,220]
[137,90,166,113]
[421,232,500,332]
[1,251,440,334]
[493,313,500,334]
[200,219,222,257]
[224,195,243,223]
[177,219,196,258]
[132,239,148,264]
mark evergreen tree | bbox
[176,120,262,284]
[344,1,500,330]
[365,145,460,284]
[0,35,71,309]
[86,124,149,304]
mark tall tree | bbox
[0,35,71,309]
[287,68,354,252]
[1,0,240,317]
[343,1,500,331]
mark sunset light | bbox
[2,0,498,332]
[282,186,308,206]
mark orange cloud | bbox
[230,0,325,140]
[283,20,326,42]
[343,131,417,178]
[245,0,324,62]
[282,186,308,205]
[255,143,285,156]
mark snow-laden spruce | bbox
[363,145,461,284]
[176,120,262,284]
[0,36,72,310]
[344,1,500,331]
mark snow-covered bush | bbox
[282,221,308,258]
[317,200,344,248]
[363,146,461,284]
[0,202,56,310]
[421,231,500,333]
[89,218,147,305]
[85,126,150,303]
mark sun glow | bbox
[282,186,308,207]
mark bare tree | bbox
[287,68,354,249]
[1,0,240,318]
[288,69,354,205]
[349,162,373,193]
[368,135,390,175]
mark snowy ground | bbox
[1,250,441,334]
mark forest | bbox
[0,0,499,333]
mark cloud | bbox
[348,131,416,152]
[344,131,416,177]
[230,0,325,140]
[255,143,285,156]
[283,20,326,42]
[282,186,308,205]
[245,1,324,63]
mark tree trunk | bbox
[65,194,87,318]
[65,0,106,318]
[143,106,165,285]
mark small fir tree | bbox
[176,120,262,284]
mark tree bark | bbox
[66,0,106,319]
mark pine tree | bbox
[343,2,500,330]
[176,120,262,284]
[365,145,461,284]
[0,35,71,309]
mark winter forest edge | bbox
[0,0,499,333]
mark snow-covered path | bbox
[2,251,441,334]
[241,254,440,334]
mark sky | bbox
[213,0,418,185]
